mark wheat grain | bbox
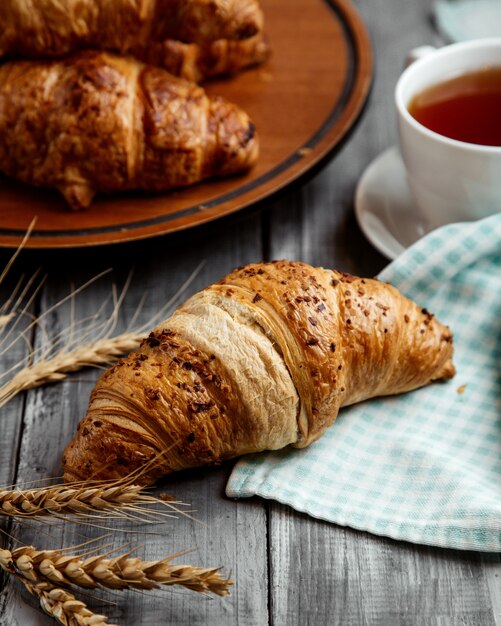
[0,548,115,626]
[0,483,145,518]
[0,332,143,408]
[2,546,232,596]
[0,473,191,524]
[0,260,205,410]
[23,580,115,626]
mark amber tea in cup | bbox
[408,65,501,146]
[396,40,501,229]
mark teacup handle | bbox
[404,45,437,68]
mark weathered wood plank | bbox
[268,506,495,625]
[0,263,32,487]
[0,213,269,625]
[483,553,501,626]
[0,255,40,618]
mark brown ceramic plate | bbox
[0,0,373,248]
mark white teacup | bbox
[395,38,501,230]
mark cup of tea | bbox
[395,38,501,230]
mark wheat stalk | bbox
[0,313,13,331]
[1,545,232,596]
[0,261,204,409]
[23,580,115,626]
[1,547,115,626]
[0,332,143,408]
[0,482,167,520]
[0,463,191,523]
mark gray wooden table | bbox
[1,1,500,624]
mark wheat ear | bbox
[23,580,115,626]
[0,332,143,408]
[0,482,159,519]
[0,548,114,626]
[1,546,232,596]
[0,261,204,410]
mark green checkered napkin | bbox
[434,0,501,42]
[226,213,501,551]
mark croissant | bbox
[0,0,263,58]
[0,51,258,209]
[145,33,270,83]
[62,261,455,486]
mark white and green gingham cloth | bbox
[226,213,501,551]
[434,0,501,42]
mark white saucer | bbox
[355,147,429,260]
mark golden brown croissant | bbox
[145,33,270,83]
[62,261,455,486]
[0,0,264,58]
[0,51,258,209]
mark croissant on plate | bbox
[0,0,264,58]
[145,33,270,83]
[62,261,455,486]
[0,51,258,209]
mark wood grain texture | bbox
[0,270,34,620]
[268,506,496,626]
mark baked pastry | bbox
[0,51,259,209]
[62,261,455,485]
[146,33,270,83]
[0,0,264,57]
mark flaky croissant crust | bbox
[0,51,258,209]
[0,0,264,57]
[147,33,270,83]
[63,262,455,485]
